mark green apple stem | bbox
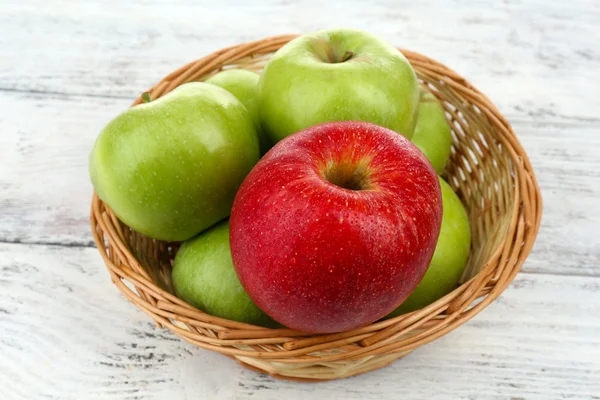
[340,51,354,62]
[141,92,151,103]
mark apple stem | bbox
[341,51,354,62]
[141,92,151,103]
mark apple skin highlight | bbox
[230,121,442,333]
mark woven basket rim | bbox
[90,34,543,381]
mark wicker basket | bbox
[90,34,542,381]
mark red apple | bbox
[230,121,442,333]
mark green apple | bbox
[206,69,270,153]
[388,177,471,316]
[89,82,259,241]
[411,88,452,174]
[172,220,273,326]
[258,28,420,143]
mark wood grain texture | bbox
[1,90,598,275]
[0,91,129,247]
[0,242,239,400]
[1,243,598,400]
[0,0,599,123]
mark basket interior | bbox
[120,52,515,298]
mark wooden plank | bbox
[1,242,598,399]
[0,91,130,246]
[518,126,600,277]
[0,0,599,122]
[0,242,239,399]
[1,90,598,276]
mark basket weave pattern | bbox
[90,35,542,381]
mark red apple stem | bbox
[141,92,151,103]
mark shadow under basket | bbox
[90,34,542,382]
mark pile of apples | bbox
[90,29,471,334]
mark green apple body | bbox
[89,82,259,241]
[411,89,452,174]
[388,177,471,316]
[172,220,272,326]
[206,69,270,153]
[258,28,420,143]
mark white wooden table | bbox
[1,1,599,398]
